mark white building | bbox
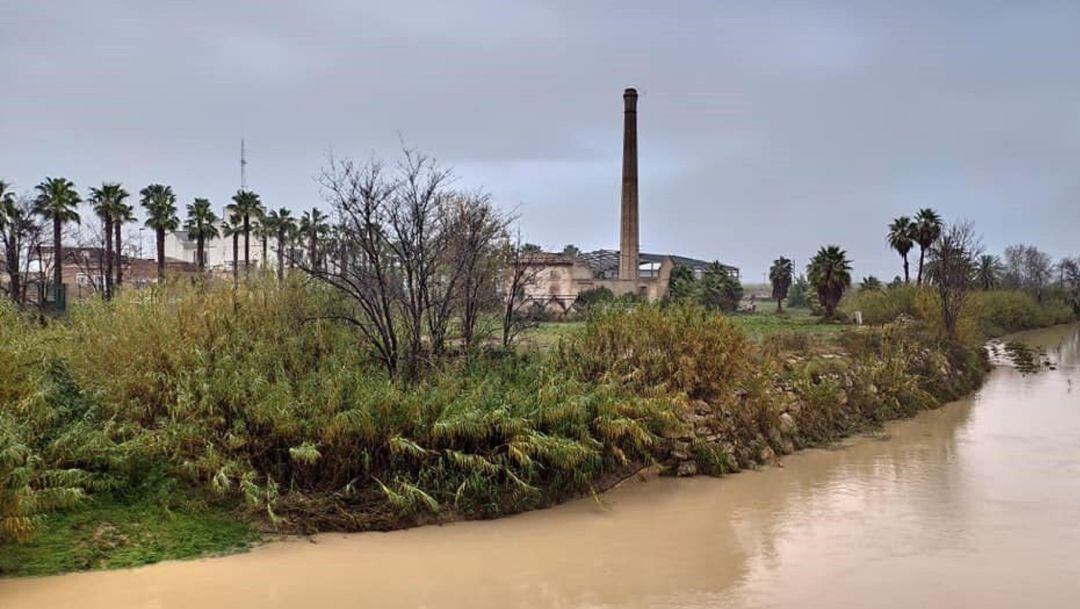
[163,223,282,270]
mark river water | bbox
[3,325,1078,609]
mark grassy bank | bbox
[0,280,1033,577]
[526,307,841,349]
[0,494,254,576]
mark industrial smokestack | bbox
[619,87,639,281]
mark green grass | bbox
[522,321,586,348]
[727,307,845,341]
[526,308,841,348]
[0,495,256,577]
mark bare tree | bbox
[1,194,45,305]
[66,218,116,298]
[501,234,543,349]
[450,192,511,351]
[926,221,981,338]
[305,154,402,377]
[1002,244,1053,301]
[385,148,454,377]
[302,147,523,377]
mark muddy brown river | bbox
[3,325,1079,609]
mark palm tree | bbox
[230,190,262,274]
[255,211,271,270]
[0,180,10,217]
[184,198,219,273]
[285,216,300,272]
[140,184,179,280]
[265,207,293,280]
[1,181,22,303]
[33,177,81,294]
[912,208,942,285]
[806,245,852,318]
[887,216,915,284]
[975,254,1002,291]
[0,180,12,240]
[111,199,135,289]
[222,208,243,289]
[768,256,794,312]
[88,183,127,299]
[859,276,883,292]
[0,181,11,225]
[299,208,329,271]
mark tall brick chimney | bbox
[619,87,639,281]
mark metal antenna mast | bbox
[240,138,248,191]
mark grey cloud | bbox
[2,0,1078,279]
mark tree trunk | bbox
[156,228,166,280]
[916,248,925,285]
[53,217,62,290]
[462,276,476,350]
[902,254,910,284]
[114,222,123,288]
[276,230,284,281]
[197,235,205,273]
[232,232,239,290]
[103,217,114,299]
[776,294,783,312]
[4,241,20,305]
[261,234,268,269]
[243,215,250,273]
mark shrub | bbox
[2,280,686,534]
[556,303,753,403]
[841,284,918,325]
[970,290,1075,336]
[573,286,614,311]
[667,265,697,302]
[787,275,811,308]
[0,303,95,543]
[699,264,743,313]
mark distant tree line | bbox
[756,206,1078,335]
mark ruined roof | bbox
[520,252,575,265]
[579,249,738,276]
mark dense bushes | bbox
[841,286,1075,337]
[0,280,1021,564]
[0,304,98,543]
[1,280,685,535]
[970,290,1075,336]
[665,263,744,312]
[841,284,917,324]
[557,304,753,403]
[559,304,990,477]
[572,286,614,311]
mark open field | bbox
[726,308,845,340]
[523,307,843,349]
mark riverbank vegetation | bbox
[4,169,1079,579]
[0,272,1015,576]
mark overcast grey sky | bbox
[2,1,1078,280]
